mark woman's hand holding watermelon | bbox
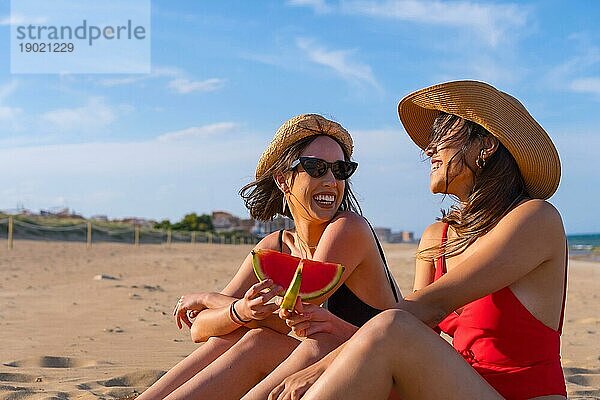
[278,299,355,340]
[236,279,283,322]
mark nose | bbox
[425,143,437,157]
[322,168,337,187]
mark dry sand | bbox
[0,240,598,399]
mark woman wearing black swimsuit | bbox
[137,114,400,400]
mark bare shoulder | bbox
[418,221,447,250]
[325,211,372,240]
[500,199,565,237]
[312,212,375,274]
[253,230,285,252]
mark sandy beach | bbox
[0,240,598,399]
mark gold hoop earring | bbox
[476,149,486,169]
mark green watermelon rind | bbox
[251,249,344,300]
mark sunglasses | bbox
[290,157,358,180]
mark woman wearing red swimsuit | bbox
[269,81,567,400]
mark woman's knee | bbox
[293,333,342,363]
[359,309,423,344]
[236,327,285,350]
[203,328,246,348]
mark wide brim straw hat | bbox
[255,113,353,178]
[398,80,561,199]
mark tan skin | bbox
[270,122,567,400]
[137,136,399,400]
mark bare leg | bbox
[137,328,249,400]
[303,310,503,400]
[164,327,299,400]
[242,332,343,400]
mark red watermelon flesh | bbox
[251,249,344,300]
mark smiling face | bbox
[285,136,347,223]
[426,118,480,201]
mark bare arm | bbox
[307,212,400,308]
[401,200,566,327]
[412,222,443,292]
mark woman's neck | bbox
[292,217,326,258]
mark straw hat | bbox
[398,80,561,199]
[255,114,353,178]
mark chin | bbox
[312,208,337,223]
[430,182,444,194]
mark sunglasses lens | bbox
[332,161,357,180]
[301,158,328,178]
[296,158,357,180]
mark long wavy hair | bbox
[240,135,362,222]
[418,112,529,261]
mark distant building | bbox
[373,227,392,243]
[91,215,109,221]
[212,211,240,232]
[401,231,414,242]
[119,217,153,227]
[253,216,295,237]
[212,211,255,234]
[374,227,416,243]
[40,207,83,219]
[237,218,256,234]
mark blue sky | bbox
[0,0,598,235]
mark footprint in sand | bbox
[74,370,165,399]
[567,372,600,387]
[98,370,166,388]
[565,367,600,375]
[564,367,600,399]
[4,356,98,368]
[0,372,40,383]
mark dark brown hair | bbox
[418,112,529,261]
[240,135,362,221]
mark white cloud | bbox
[0,106,23,121]
[0,106,24,132]
[0,80,18,101]
[167,78,226,94]
[569,78,600,96]
[98,76,149,87]
[97,66,183,87]
[157,122,240,142]
[287,1,529,46]
[96,65,225,95]
[340,0,528,47]
[545,44,600,97]
[296,38,380,90]
[0,81,24,130]
[287,0,332,14]
[40,97,116,132]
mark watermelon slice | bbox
[251,249,344,300]
[280,261,304,310]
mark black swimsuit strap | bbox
[278,229,284,252]
[364,220,399,302]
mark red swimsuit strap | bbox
[435,223,450,278]
[440,223,449,273]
